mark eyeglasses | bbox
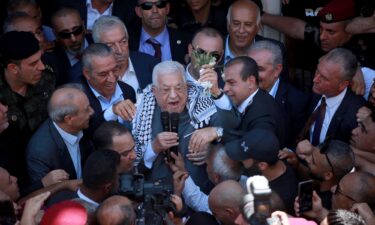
[334,183,357,203]
[192,47,221,62]
[139,0,168,10]
[319,142,336,175]
[57,25,84,39]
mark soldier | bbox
[0,31,55,191]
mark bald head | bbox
[209,180,246,225]
[96,195,135,225]
[48,86,83,122]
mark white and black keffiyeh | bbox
[132,82,217,163]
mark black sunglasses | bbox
[139,0,168,10]
[57,25,84,39]
[319,141,336,175]
[193,47,221,61]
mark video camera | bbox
[242,176,280,225]
[119,173,175,225]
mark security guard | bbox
[0,31,55,191]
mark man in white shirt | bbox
[186,27,224,87]
[79,43,136,137]
[26,84,94,191]
[298,48,365,146]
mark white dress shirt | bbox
[88,83,124,123]
[86,0,113,30]
[53,122,83,178]
[120,58,140,94]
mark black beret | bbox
[0,31,40,61]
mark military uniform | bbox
[0,67,55,190]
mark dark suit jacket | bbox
[225,89,284,150]
[26,119,93,192]
[48,44,86,85]
[78,77,136,138]
[129,51,160,90]
[275,80,310,147]
[307,89,365,144]
[129,26,192,65]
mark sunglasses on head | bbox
[57,25,84,39]
[193,47,221,61]
[139,0,168,10]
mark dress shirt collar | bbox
[238,88,259,114]
[53,122,83,145]
[86,0,113,13]
[224,35,235,64]
[140,26,169,46]
[77,189,99,207]
[88,82,123,103]
[268,78,280,98]
[324,87,347,109]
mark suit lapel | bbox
[48,119,77,179]
[326,91,349,139]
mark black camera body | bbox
[119,173,175,225]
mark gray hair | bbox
[3,11,34,33]
[82,43,113,72]
[226,0,261,27]
[321,48,358,81]
[152,61,186,86]
[249,40,283,67]
[48,83,84,123]
[209,144,244,182]
[92,15,128,43]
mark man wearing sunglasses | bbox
[301,140,355,209]
[186,27,225,87]
[295,171,375,223]
[51,7,89,83]
[130,0,191,64]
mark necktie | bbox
[146,38,162,60]
[297,97,326,146]
[311,97,326,146]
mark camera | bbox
[242,176,280,225]
[119,173,175,225]
[160,112,179,163]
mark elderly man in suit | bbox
[79,43,136,137]
[298,48,365,146]
[133,60,240,193]
[26,84,94,192]
[248,40,310,147]
[92,15,159,94]
[129,0,191,64]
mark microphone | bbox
[170,113,179,158]
[160,111,170,132]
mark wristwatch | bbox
[216,127,223,141]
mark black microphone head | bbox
[161,111,170,131]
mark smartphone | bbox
[298,180,313,213]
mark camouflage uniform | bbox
[0,66,55,190]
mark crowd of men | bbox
[0,0,375,224]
